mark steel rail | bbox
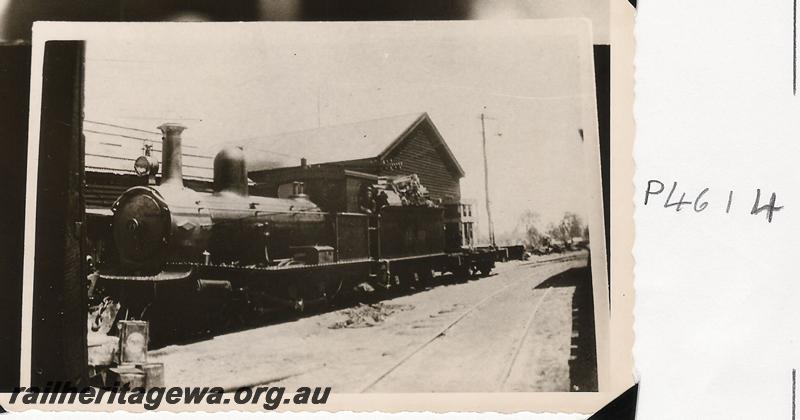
[499,286,554,389]
[358,259,574,392]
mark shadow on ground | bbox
[535,264,597,392]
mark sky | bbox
[82,19,603,242]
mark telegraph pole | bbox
[480,112,496,247]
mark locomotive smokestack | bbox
[158,123,186,187]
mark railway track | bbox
[358,255,582,392]
[519,252,587,268]
[499,287,553,389]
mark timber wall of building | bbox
[378,124,461,203]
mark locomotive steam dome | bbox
[213,146,248,196]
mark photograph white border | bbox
[10,5,635,412]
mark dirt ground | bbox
[149,251,597,392]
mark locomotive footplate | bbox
[97,268,194,283]
[95,268,197,301]
[183,258,376,312]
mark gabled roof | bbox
[248,112,465,177]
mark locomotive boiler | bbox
[109,123,323,274]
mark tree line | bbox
[514,210,589,249]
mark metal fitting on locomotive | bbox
[213,145,248,196]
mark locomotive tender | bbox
[95,123,499,338]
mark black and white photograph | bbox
[18,13,619,412]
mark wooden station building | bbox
[248,112,476,248]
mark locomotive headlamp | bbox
[134,155,159,177]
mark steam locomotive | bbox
[94,123,500,340]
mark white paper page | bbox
[636,0,800,418]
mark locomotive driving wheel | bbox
[286,272,344,312]
[134,298,187,347]
[419,268,435,283]
[478,263,493,277]
[453,264,470,282]
[321,276,345,304]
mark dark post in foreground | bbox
[31,40,87,387]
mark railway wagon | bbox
[499,244,526,261]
